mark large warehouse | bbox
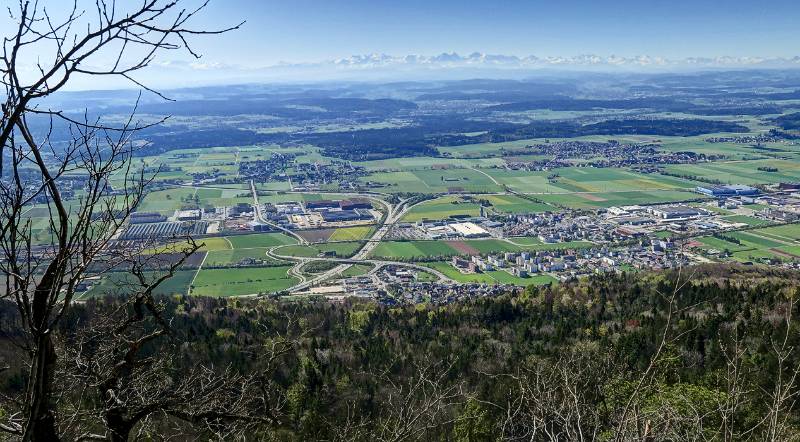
[696,184,760,197]
[449,222,490,238]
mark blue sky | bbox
[190,0,800,64]
[5,0,800,89]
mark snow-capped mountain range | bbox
[300,52,800,69]
[79,52,800,90]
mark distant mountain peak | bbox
[300,52,800,70]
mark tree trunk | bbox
[23,332,60,441]
[106,413,133,442]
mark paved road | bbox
[267,247,454,292]
[249,180,307,245]
[265,196,452,293]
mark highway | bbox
[253,189,451,293]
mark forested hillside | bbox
[0,264,797,440]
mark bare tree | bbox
[59,290,311,440]
[763,296,800,442]
[482,343,610,442]
[370,359,466,442]
[0,1,239,439]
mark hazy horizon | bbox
[6,0,800,90]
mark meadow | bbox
[84,270,197,298]
[664,159,800,185]
[535,190,702,209]
[329,226,375,241]
[369,238,594,260]
[276,242,364,258]
[362,168,502,193]
[190,266,297,296]
[695,226,800,263]
[225,233,297,249]
[423,261,557,286]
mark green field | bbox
[137,187,254,215]
[695,225,800,263]
[482,194,555,213]
[370,239,593,260]
[482,167,699,194]
[664,160,800,185]
[362,168,503,193]
[329,226,374,241]
[751,223,800,242]
[536,190,701,209]
[423,261,557,286]
[191,266,297,296]
[86,270,196,297]
[370,241,461,259]
[277,242,364,258]
[226,233,297,249]
[339,264,374,278]
[402,196,482,222]
[722,215,773,227]
[203,248,287,267]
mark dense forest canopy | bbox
[1,264,798,440]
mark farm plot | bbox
[536,190,700,209]
[354,156,504,171]
[401,196,482,222]
[750,223,800,243]
[225,233,297,249]
[422,262,557,286]
[329,226,375,241]
[482,195,555,213]
[695,228,800,263]
[482,169,568,193]
[722,215,773,227]
[362,168,502,193]
[552,168,698,192]
[276,242,363,258]
[191,266,297,296]
[203,248,287,267]
[86,270,196,297]
[297,229,335,243]
[664,160,800,185]
[370,241,460,260]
